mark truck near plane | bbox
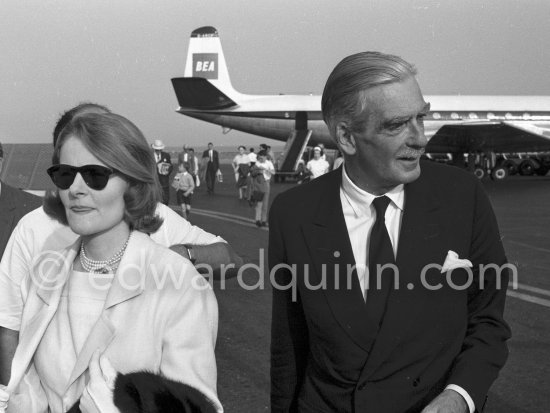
[171,26,550,180]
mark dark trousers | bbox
[205,163,216,193]
[161,185,170,205]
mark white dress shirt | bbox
[339,166,475,413]
[340,167,404,301]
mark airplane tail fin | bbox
[172,26,240,109]
[171,77,237,109]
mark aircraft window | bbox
[487,112,496,119]
[523,112,531,119]
[432,112,441,119]
[505,112,513,119]
[468,113,478,119]
[451,112,460,120]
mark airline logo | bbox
[193,53,218,79]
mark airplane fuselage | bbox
[177,95,550,152]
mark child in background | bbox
[172,162,195,219]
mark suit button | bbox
[413,378,420,387]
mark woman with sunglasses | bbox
[5,113,222,413]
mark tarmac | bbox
[173,164,550,413]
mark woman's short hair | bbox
[44,112,164,233]
[52,102,111,146]
[321,51,417,136]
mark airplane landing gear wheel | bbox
[491,166,508,181]
[535,165,549,176]
[519,160,535,176]
[473,168,485,179]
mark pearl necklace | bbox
[79,233,131,274]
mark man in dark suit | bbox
[0,142,42,258]
[202,142,219,194]
[152,139,173,204]
[269,52,510,413]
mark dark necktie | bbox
[365,196,395,340]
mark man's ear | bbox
[335,122,357,156]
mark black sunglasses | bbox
[47,164,116,190]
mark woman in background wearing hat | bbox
[306,146,330,179]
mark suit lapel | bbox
[65,232,147,390]
[65,315,115,391]
[360,171,442,380]
[304,170,373,352]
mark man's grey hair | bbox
[321,51,417,137]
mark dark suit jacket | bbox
[269,161,510,413]
[154,150,173,187]
[202,149,219,172]
[0,183,42,258]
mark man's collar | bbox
[341,166,404,217]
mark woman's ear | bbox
[335,122,357,156]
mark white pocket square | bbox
[440,250,473,273]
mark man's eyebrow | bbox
[380,102,432,129]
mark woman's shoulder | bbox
[127,232,209,293]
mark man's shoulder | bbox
[272,169,340,212]
[418,161,478,189]
[10,205,77,251]
[1,184,43,213]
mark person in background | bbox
[0,103,243,390]
[151,139,173,205]
[317,143,327,161]
[259,144,275,162]
[269,51,510,413]
[248,147,257,165]
[177,144,189,165]
[172,162,195,220]
[232,146,250,200]
[187,148,200,187]
[252,150,274,227]
[306,146,330,179]
[295,154,310,185]
[0,142,42,258]
[4,112,222,412]
[0,142,43,259]
[202,143,219,195]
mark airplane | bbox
[172,26,550,180]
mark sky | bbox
[1,0,549,148]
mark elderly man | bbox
[269,52,510,413]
